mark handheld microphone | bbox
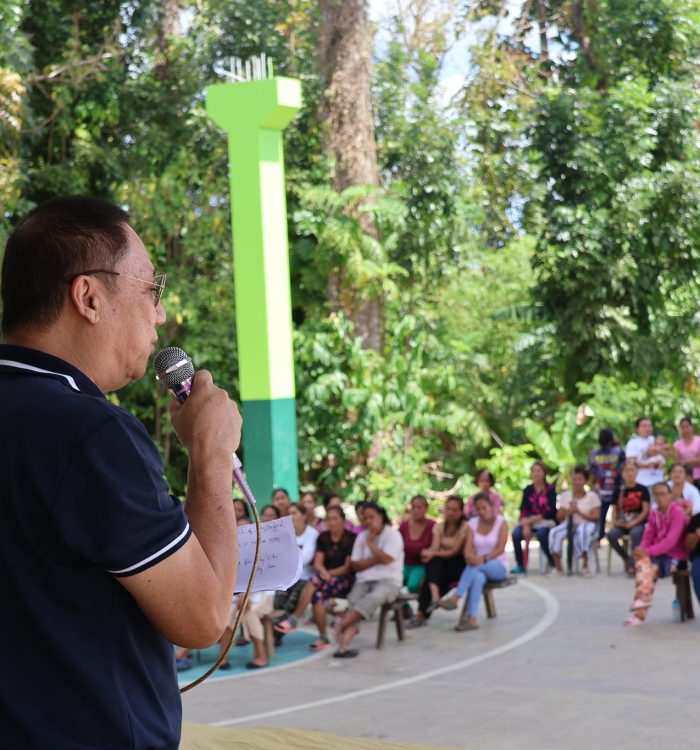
[154,346,256,506]
[154,345,261,692]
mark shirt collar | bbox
[0,344,104,397]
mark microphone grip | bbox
[167,375,257,507]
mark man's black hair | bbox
[1,196,130,336]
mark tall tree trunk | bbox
[319,0,383,351]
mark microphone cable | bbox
[154,347,262,693]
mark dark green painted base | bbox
[241,398,299,503]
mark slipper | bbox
[455,620,478,631]
[333,649,359,658]
[425,601,440,615]
[623,615,645,627]
[407,617,426,629]
[218,661,232,670]
[439,597,458,611]
[309,638,331,651]
[273,618,297,635]
[245,661,267,669]
[629,599,652,611]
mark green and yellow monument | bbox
[206,56,301,502]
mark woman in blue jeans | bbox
[439,493,509,630]
[511,461,557,573]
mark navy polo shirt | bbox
[0,344,191,750]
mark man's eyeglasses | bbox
[64,269,167,307]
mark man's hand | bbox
[169,370,242,462]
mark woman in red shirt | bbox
[399,495,435,594]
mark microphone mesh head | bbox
[154,346,195,390]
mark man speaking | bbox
[0,196,241,749]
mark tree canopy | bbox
[2,0,699,517]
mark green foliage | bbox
[531,0,700,395]
[2,0,700,512]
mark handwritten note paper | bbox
[235,516,302,593]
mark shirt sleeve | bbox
[625,438,640,459]
[51,413,190,577]
[299,527,319,568]
[645,508,687,557]
[351,532,368,561]
[380,528,404,560]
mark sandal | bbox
[439,596,458,611]
[407,617,426,629]
[629,599,652,611]
[273,617,297,634]
[333,648,359,658]
[309,637,331,651]
[623,615,645,627]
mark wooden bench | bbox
[375,592,418,649]
[672,569,695,622]
[458,576,518,622]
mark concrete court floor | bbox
[182,551,700,750]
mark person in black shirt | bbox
[0,197,242,750]
[273,505,356,649]
[607,462,650,575]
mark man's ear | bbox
[68,277,100,324]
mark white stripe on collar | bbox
[0,359,80,392]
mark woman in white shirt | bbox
[332,502,404,659]
[548,466,600,575]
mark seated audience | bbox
[233,498,249,525]
[399,495,435,595]
[588,428,625,540]
[238,592,275,668]
[548,466,600,575]
[668,462,700,516]
[333,502,404,658]
[271,503,319,638]
[411,495,468,626]
[464,469,504,518]
[607,462,650,575]
[674,417,700,490]
[511,461,557,574]
[271,487,292,517]
[273,506,356,650]
[260,504,281,522]
[317,492,357,532]
[624,482,688,626]
[439,493,508,630]
[300,490,320,528]
[351,500,370,535]
[684,512,700,607]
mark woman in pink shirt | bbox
[464,469,504,518]
[624,482,688,626]
[438,493,508,630]
[673,417,700,487]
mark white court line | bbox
[213,579,559,727]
